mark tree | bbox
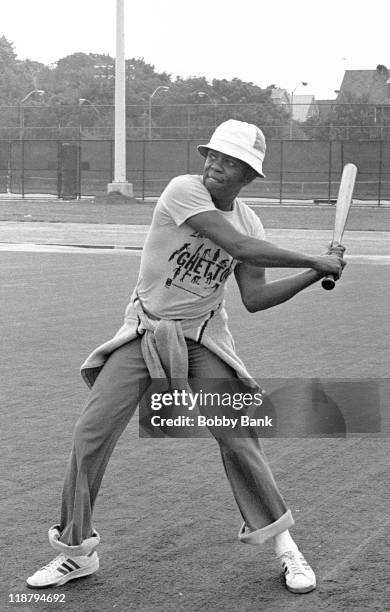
[0,37,47,136]
[303,93,380,140]
[153,77,290,139]
[0,36,25,102]
[0,39,290,140]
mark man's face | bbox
[202,149,251,200]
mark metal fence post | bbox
[21,139,25,198]
[378,139,383,206]
[327,140,332,203]
[110,139,114,183]
[6,141,12,194]
[187,106,191,139]
[142,140,146,201]
[186,139,190,174]
[279,140,284,204]
[77,133,82,199]
[57,140,62,198]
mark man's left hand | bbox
[326,242,346,258]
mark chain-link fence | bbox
[1,102,390,141]
[0,138,389,204]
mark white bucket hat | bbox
[198,119,266,178]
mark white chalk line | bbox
[321,514,390,581]
[0,243,142,254]
[1,243,390,264]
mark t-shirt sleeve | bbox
[251,215,266,240]
[158,175,216,226]
[245,206,266,241]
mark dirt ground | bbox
[1,250,389,611]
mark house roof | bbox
[270,88,290,104]
[337,67,390,103]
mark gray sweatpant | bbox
[58,338,293,548]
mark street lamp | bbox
[79,98,101,117]
[19,89,45,139]
[20,89,45,105]
[79,98,102,134]
[184,91,215,137]
[197,91,218,127]
[148,86,169,139]
[78,98,102,139]
[289,81,308,139]
[197,91,214,104]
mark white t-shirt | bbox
[135,174,265,319]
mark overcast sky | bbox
[2,0,389,100]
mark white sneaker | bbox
[26,552,99,588]
[279,549,316,594]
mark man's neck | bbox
[211,195,235,211]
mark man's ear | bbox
[243,168,259,185]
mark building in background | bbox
[337,65,390,102]
[270,87,291,107]
[290,94,318,123]
[270,86,317,138]
[271,87,318,122]
[337,65,390,123]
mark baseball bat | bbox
[321,163,358,290]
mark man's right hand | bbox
[312,254,346,278]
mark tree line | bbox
[0,36,292,139]
[0,36,386,141]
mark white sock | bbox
[274,530,299,557]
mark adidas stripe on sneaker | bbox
[279,550,316,594]
[26,552,99,588]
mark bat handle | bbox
[322,239,343,290]
[321,274,336,290]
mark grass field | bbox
[1,245,389,611]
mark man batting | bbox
[27,119,345,594]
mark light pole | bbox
[197,91,213,102]
[329,90,341,140]
[79,98,101,117]
[185,91,214,137]
[289,81,307,139]
[107,0,133,197]
[148,86,169,139]
[79,98,101,137]
[198,91,218,128]
[19,89,45,139]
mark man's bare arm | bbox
[234,264,323,313]
[186,210,343,276]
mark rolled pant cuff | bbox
[238,509,294,545]
[48,524,100,556]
